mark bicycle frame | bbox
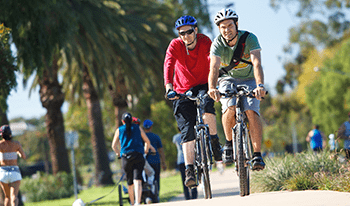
[232,91,253,166]
[179,92,213,199]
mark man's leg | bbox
[203,113,223,161]
[245,110,262,152]
[221,106,236,164]
[182,140,196,188]
[203,113,217,135]
[221,107,236,142]
[178,163,190,200]
[150,163,160,202]
[245,110,265,170]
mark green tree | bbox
[270,0,350,93]
[0,0,77,174]
[261,93,311,152]
[61,0,176,185]
[305,38,350,135]
[0,23,17,125]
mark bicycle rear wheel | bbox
[199,129,212,199]
[235,123,249,196]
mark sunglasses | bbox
[179,28,195,36]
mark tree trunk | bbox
[39,66,71,175]
[108,76,128,129]
[82,65,113,186]
[0,108,8,125]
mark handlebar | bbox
[219,85,268,99]
[176,91,208,101]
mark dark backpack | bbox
[219,31,252,77]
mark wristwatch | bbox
[257,84,264,88]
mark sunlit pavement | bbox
[165,166,350,206]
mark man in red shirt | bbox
[164,15,222,188]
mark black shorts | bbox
[172,84,215,143]
[121,152,145,185]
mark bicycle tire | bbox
[236,123,249,196]
[199,129,212,199]
[195,137,202,185]
[244,125,252,196]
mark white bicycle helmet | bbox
[214,8,238,26]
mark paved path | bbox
[165,166,350,206]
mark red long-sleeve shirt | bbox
[164,33,212,94]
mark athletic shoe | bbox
[251,156,265,171]
[211,138,223,161]
[184,168,197,188]
[222,145,233,164]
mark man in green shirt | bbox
[208,8,266,171]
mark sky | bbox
[6,0,297,120]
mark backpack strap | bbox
[219,31,252,77]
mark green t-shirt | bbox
[210,30,261,79]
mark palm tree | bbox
[0,23,17,126]
[61,0,176,185]
[0,0,75,174]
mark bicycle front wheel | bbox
[235,123,250,196]
[199,129,212,199]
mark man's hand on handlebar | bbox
[165,89,179,100]
[253,87,267,101]
[208,88,221,102]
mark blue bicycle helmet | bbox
[175,15,197,30]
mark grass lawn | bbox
[23,170,183,206]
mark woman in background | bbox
[111,113,150,205]
[0,125,26,206]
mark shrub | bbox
[251,151,350,192]
[20,172,74,202]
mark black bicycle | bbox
[177,91,213,199]
[220,84,267,197]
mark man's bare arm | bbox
[208,55,221,102]
[251,50,266,100]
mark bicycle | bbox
[220,84,267,197]
[176,91,213,199]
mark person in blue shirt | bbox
[337,112,350,159]
[172,128,198,200]
[143,119,166,202]
[112,113,151,206]
[306,125,326,152]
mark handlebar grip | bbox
[260,90,268,100]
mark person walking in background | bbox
[132,117,156,190]
[0,125,26,206]
[164,15,223,188]
[172,128,197,200]
[337,112,350,159]
[306,124,326,152]
[328,134,338,152]
[143,119,166,202]
[111,113,151,206]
